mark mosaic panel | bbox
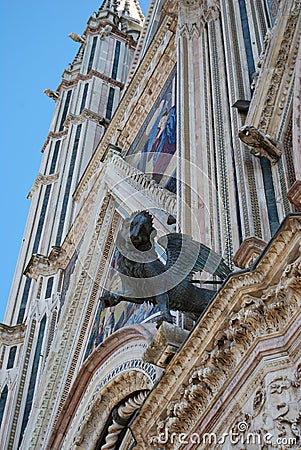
[126,70,177,192]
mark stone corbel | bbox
[24,246,68,280]
[238,125,282,164]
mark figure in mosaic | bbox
[101,211,231,323]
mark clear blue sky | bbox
[0,0,149,323]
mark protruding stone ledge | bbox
[233,236,267,269]
[0,323,26,345]
[143,322,189,368]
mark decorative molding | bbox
[106,154,177,216]
[45,325,157,450]
[0,323,26,346]
[58,69,124,91]
[100,390,149,450]
[71,371,152,450]
[41,130,68,153]
[27,172,59,199]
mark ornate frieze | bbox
[224,365,301,449]
[27,172,59,199]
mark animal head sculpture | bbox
[129,211,156,251]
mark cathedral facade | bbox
[0,1,300,449]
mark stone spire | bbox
[99,0,144,24]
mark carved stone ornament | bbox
[239,125,282,164]
[68,32,86,44]
[43,88,60,101]
[176,0,220,38]
[226,365,301,449]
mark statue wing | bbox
[157,233,231,280]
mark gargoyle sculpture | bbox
[239,125,282,164]
[101,211,231,323]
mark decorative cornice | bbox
[27,172,59,199]
[0,323,26,345]
[24,246,67,280]
[85,19,139,46]
[131,214,301,447]
[41,130,68,153]
[58,69,124,91]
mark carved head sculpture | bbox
[129,211,156,251]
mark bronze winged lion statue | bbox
[101,211,231,323]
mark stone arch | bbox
[47,323,158,449]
